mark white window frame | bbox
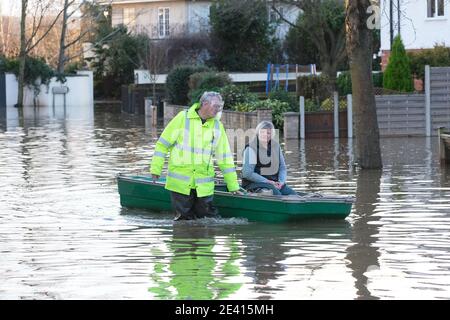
[427,0,445,18]
[158,7,170,38]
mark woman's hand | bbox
[274,182,284,190]
[268,180,282,190]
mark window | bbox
[427,0,445,18]
[123,7,135,26]
[158,8,170,37]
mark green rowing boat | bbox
[117,174,355,223]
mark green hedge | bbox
[188,71,232,103]
[336,71,384,96]
[166,65,211,105]
[0,55,56,95]
[219,84,258,110]
[409,45,450,81]
[232,98,295,129]
[268,89,298,111]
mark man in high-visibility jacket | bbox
[150,91,240,220]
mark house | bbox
[105,0,299,40]
[380,0,450,69]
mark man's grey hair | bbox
[199,91,224,110]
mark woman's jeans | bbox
[244,182,297,196]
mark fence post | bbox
[334,91,339,138]
[299,96,305,139]
[283,112,299,140]
[347,94,353,138]
[425,65,431,137]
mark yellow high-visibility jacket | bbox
[150,103,239,197]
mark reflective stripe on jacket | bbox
[150,103,239,197]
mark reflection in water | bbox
[2,107,450,299]
[238,221,352,299]
[0,107,5,131]
[346,169,382,300]
[148,224,242,300]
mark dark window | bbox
[428,0,445,17]
[438,0,445,16]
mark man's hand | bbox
[152,174,160,182]
[231,190,244,195]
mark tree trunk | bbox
[152,81,156,107]
[346,0,382,169]
[57,0,69,74]
[16,0,28,108]
[321,60,338,98]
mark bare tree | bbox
[0,2,20,57]
[140,37,169,105]
[17,0,65,107]
[346,0,382,169]
[57,0,73,73]
[17,0,29,108]
[272,0,347,93]
[57,0,115,73]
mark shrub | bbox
[268,89,298,111]
[372,72,384,87]
[219,84,258,110]
[231,99,291,129]
[336,72,352,96]
[320,98,347,111]
[409,45,450,81]
[209,0,275,71]
[166,64,211,105]
[0,55,16,73]
[305,98,320,112]
[1,56,55,95]
[91,25,148,98]
[297,75,330,102]
[188,71,231,91]
[336,71,384,96]
[383,36,413,92]
[187,71,232,103]
[65,61,84,75]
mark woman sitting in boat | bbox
[241,121,297,196]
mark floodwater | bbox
[1,105,450,300]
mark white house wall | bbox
[5,71,94,108]
[5,74,18,107]
[380,0,450,51]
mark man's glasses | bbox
[211,103,223,110]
